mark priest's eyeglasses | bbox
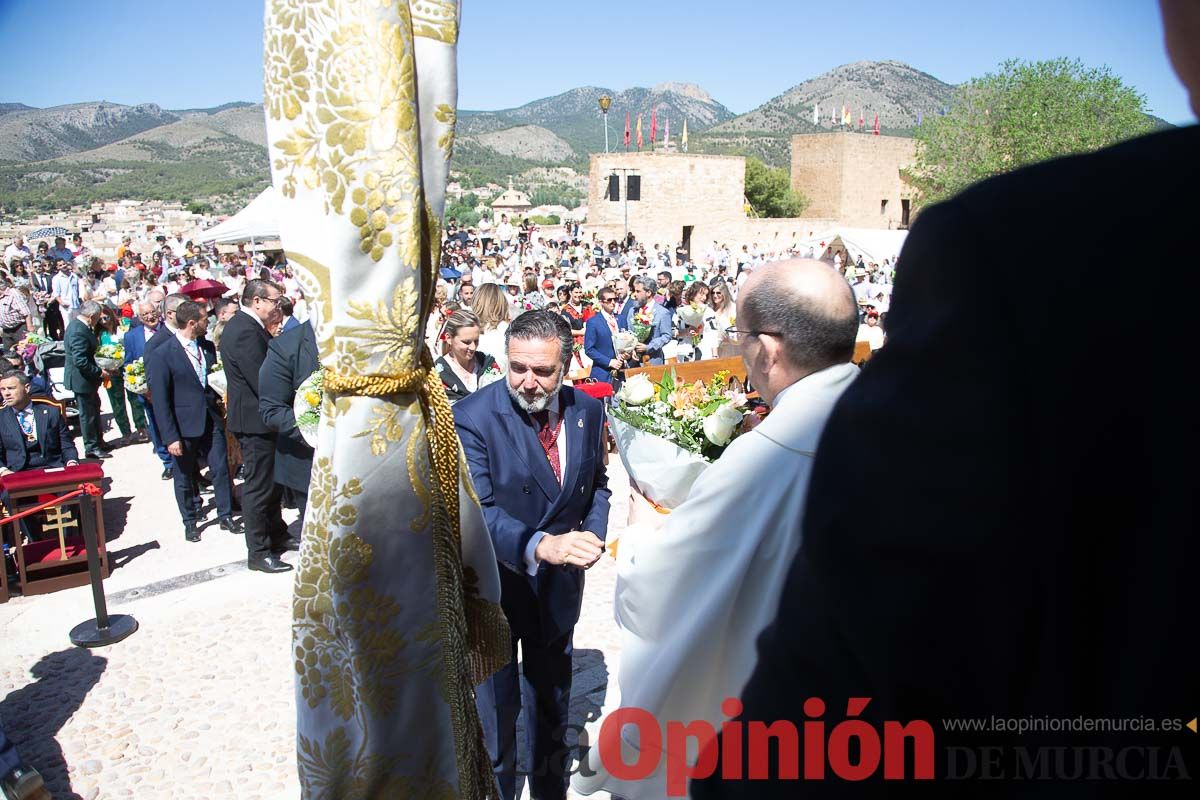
[724,327,782,339]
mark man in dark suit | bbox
[582,286,627,385]
[219,279,290,573]
[147,301,240,543]
[62,300,110,459]
[693,6,1200,796]
[454,310,610,800]
[0,371,78,473]
[278,296,301,333]
[124,298,174,479]
[258,319,317,547]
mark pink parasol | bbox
[179,279,230,300]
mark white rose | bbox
[702,404,744,447]
[620,373,656,406]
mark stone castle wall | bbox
[790,132,916,230]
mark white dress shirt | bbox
[521,392,568,574]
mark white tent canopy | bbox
[198,187,282,244]
[794,227,908,266]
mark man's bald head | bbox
[738,258,858,375]
[1161,0,1200,116]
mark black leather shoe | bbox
[248,554,293,573]
[218,517,244,534]
[1,763,48,800]
[184,524,200,543]
[85,450,112,460]
[161,466,173,480]
[273,541,301,554]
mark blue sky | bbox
[0,0,1193,124]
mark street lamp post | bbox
[598,95,612,154]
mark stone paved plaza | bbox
[1,417,630,799]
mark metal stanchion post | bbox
[69,490,137,647]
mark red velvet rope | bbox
[0,482,102,525]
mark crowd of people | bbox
[429,216,898,403]
[0,233,313,571]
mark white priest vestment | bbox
[573,361,860,798]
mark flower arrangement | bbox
[207,358,227,398]
[676,301,706,329]
[478,360,505,388]
[17,332,49,363]
[293,368,324,447]
[608,369,749,512]
[611,330,637,354]
[629,304,655,343]
[95,343,125,372]
[613,369,748,458]
[124,358,148,395]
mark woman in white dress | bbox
[674,281,715,362]
[707,278,738,359]
[471,282,511,373]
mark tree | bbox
[444,192,482,227]
[911,58,1155,208]
[743,157,808,218]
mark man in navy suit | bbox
[454,310,610,800]
[124,298,174,479]
[582,286,628,384]
[0,371,78,473]
[147,300,239,543]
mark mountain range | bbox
[0,61,964,213]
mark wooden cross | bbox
[41,505,78,561]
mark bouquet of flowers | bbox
[124,358,148,395]
[207,359,227,398]
[609,369,749,510]
[17,332,49,363]
[478,359,505,388]
[676,301,706,330]
[611,330,637,354]
[629,304,655,343]
[95,343,125,372]
[293,368,324,447]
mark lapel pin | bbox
[577,418,584,428]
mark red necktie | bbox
[532,410,562,483]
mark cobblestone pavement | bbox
[0,426,631,799]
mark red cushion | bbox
[575,382,614,400]
[0,463,105,494]
[21,536,91,565]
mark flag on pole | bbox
[917,110,923,126]
[664,116,670,149]
[624,112,630,149]
[843,105,851,127]
[859,108,864,130]
[636,114,643,151]
[681,119,689,152]
[873,113,880,135]
[831,105,837,124]
[813,103,819,125]
[650,109,658,147]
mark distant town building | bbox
[790,132,916,230]
[490,179,532,218]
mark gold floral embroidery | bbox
[411,0,459,44]
[264,33,311,121]
[434,103,456,160]
[265,1,421,262]
[342,277,420,375]
[407,414,431,532]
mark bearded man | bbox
[453,309,611,800]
